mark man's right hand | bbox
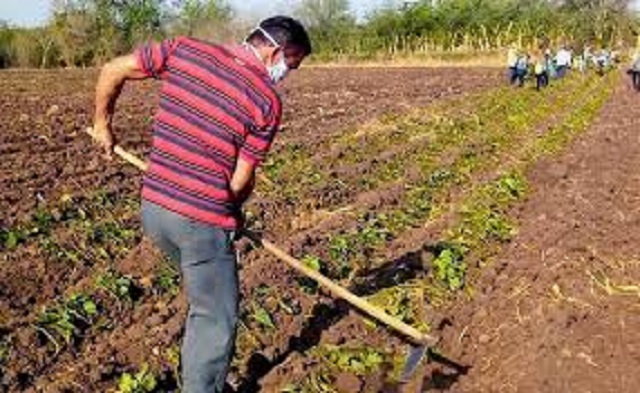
[92,120,116,159]
[93,54,146,161]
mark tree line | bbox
[301,0,640,61]
[1,0,638,68]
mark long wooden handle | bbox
[114,145,148,171]
[87,129,437,346]
[242,230,438,346]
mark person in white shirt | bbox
[555,46,572,78]
[507,44,519,84]
[594,48,611,75]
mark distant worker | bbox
[91,16,312,393]
[582,45,593,71]
[628,50,640,91]
[515,52,529,87]
[574,51,586,73]
[507,44,519,85]
[533,50,549,91]
[555,45,572,78]
[545,48,557,79]
[594,48,611,75]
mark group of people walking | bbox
[507,44,616,90]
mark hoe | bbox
[86,128,437,383]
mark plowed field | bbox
[1,67,636,393]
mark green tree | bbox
[0,21,15,68]
[295,0,357,55]
[116,0,166,48]
[171,0,233,39]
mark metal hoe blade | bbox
[399,345,428,383]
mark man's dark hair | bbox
[248,16,312,56]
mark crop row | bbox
[254,75,588,219]
[295,73,604,287]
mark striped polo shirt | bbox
[136,37,282,229]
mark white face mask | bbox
[245,27,290,84]
[268,54,289,84]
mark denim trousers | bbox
[508,66,518,84]
[142,200,238,393]
[556,65,568,78]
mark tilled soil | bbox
[436,79,640,392]
[0,67,499,226]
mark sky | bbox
[0,0,396,27]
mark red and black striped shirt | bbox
[136,37,282,229]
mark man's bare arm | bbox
[93,54,147,157]
[230,157,255,203]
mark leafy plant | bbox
[36,293,98,351]
[314,345,385,376]
[96,270,137,304]
[30,209,55,235]
[297,255,323,294]
[117,364,157,393]
[164,345,181,389]
[153,264,180,297]
[251,303,276,331]
[0,338,10,364]
[38,237,81,264]
[328,217,390,279]
[430,242,468,291]
[0,228,26,250]
[88,221,136,247]
[253,283,273,299]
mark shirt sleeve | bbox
[239,101,282,167]
[135,38,179,79]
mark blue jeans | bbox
[508,66,518,84]
[556,65,568,78]
[142,200,238,393]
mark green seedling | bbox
[314,345,386,376]
[0,210,57,250]
[153,264,180,297]
[0,228,26,250]
[38,237,81,264]
[0,338,10,364]
[87,221,137,249]
[296,255,323,294]
[30,209,55,234]
[253,283,273,299]
[96,270,137,304]
[328,217,391,279]
[251,303,276,331]
[430,242,468,291]
[117,364,158,393]
[165,345,181,388]
[36,293,98,352]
